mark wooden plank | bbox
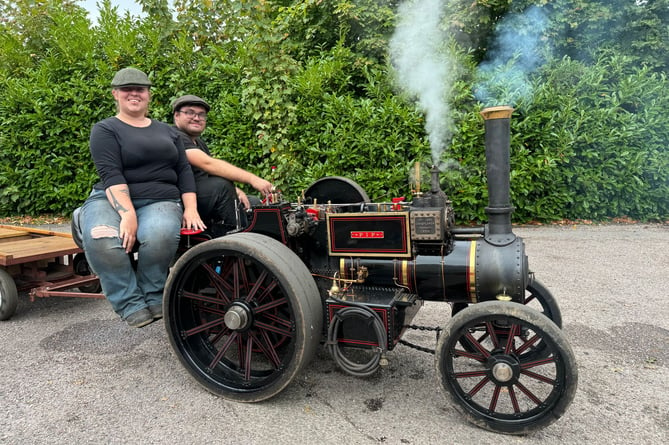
[0,224,73,238]
[0,236,82,266]
[0,235,32,244]
[0,227,28,239]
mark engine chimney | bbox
[429,165,447,208]
[480,106,515,245]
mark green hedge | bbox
[0,0,667,223]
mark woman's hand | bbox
[182,206,206,230]
[118,211,138,253]
[181,192,206,230]
[105,185,137,253]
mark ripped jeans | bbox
[80,189,182,319]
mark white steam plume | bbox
[389,0,455,167]
[474,6,550,106]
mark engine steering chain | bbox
[399,324,443,355]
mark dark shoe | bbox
[148,304,163,320]
[125,308,154,328]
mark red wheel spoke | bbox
[251,280,279,305]
[514,380,543,406]
[489,385,502,411]
[193,304,226,318]
[472,330,490,345]
[244,270,268,302]
[521,357,556,369]
[504,324,520,354]
[202,263,234,304]
[453,349,486,361]
[454,369,488,379]
[182,290,226,306]
[252,331,282,368]
[232,259,243,300]
[184,316,227,337]
[259,311,292,330]
[508,386,521,413]
[244,335,254,381]
[236,333,245,374]
[208,331,238,370]
[515,333,541,355]
[256,320,293,337]
[467,376,491,397]
[464,332,491,358]
[521,369,556,385]
[485,321,500,348]
[209,326,229,345]
[254,296,288,315]
[238,258,250,289]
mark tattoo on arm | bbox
[109,188,130,214]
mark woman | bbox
[81,67,206,328]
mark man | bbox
[171,94,273,228]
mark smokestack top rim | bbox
[480,105,514,120]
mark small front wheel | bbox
[436,301,577,435]
[451,279,562,360]
[451,279,562,327]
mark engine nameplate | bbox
[410,209,443,240]
[327,212,411,257]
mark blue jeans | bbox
[81,189,182,319]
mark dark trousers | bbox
[196,176,246,226]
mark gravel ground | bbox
[1,223,667,445]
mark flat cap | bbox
[111,67,152,88]
[171,94,211,112]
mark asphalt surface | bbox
[1,223,667,444]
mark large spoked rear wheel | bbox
[164,233,323,402]
[436,301,577,435]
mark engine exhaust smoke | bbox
[389,0,455,167]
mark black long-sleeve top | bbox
[89,117,196,200]
[174,129,210,183]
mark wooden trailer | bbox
[0,225,101,320]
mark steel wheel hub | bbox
[492,362,513,382]
[224,303,252,330]
[487,355,520,384]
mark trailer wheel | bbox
[73,253,102,294]
[436,301,577,435]
[164,233,323,402]
[0,268,19,321]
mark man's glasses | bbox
[178,109,207,120]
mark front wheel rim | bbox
[437,302,577,433]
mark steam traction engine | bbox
[164,107,577,434]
